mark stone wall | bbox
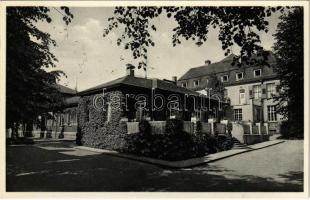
[77,90,127,150]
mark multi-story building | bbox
[177,53,284,134]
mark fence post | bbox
[255,123,262,135]
[208,118,215,135]
[220,120,228,134]
[246,122,253,135]
[264,123,269,135]
[191,116,197,134]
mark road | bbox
[6,140,303,192]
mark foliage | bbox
[77,92,128,150]
[103,6,287,70]
[272,8,304,138]
[207,73,225,99]
[279,121,303,139]
[138,120,152,135]
[121,131,234,161]
[6,7,73,136]
[165,119,183,135]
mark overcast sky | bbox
[36,7,281,91]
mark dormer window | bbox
[193,80,199,88]
[236,72,244,81]
[254,69,262,77]
[182,82,187,88]
[221,75,229,82]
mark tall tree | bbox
[6,7,73,137]
[103,6,286,70]
[272,7,304,138]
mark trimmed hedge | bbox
[121,130,234,161]
[165,119,183,135]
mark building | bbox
[34,84,80,139]
[177,53,284,134]
[76,66,223,149]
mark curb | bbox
[33,139,75,143]
[74,140,285,168]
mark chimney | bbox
[126,64,135,76]
[205,60,211,66]
[172,76,177,84]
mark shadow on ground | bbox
[6,142,303,192]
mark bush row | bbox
[120,119,234,161]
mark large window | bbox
[253,85,261,99]
[267,83,276,98]
[234,109,243,121]
[267,105,277,121]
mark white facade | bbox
[225,79,284,133]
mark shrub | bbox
[165,119,183,135]
[120,129,234,161]
[138,120,151,135]
[279,121,303,139]
[216,134,234,151]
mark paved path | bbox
[6,140,303,192]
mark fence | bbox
[183,121,194,134]
[127,122,139,134]
[127,121,214,135]
[149,121,166,135]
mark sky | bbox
[36,7,281,91]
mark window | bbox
[234,109,243,121]
[253,85,261,99]
[239,89,246,104]
[267,83,276,98]
[254,69,262,77]
[182,82,187,88]
[236,72,244,81]
[193,80,199,88]
[267,105,277,121]
[221,75,229,82]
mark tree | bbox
[6,7,73,137]
[103,6,286,70]
[272,7,304,138]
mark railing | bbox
[126,122,139,134]
[149,121,166,135]
[183,121,194,134]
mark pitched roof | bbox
[179,52,276,81]
[55,84,77,95]
[79,75,200,96]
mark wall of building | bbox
[77,90,127,150]
[225,79,284,125]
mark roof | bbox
[55,84,77,95]
[179,52,276,81]
[79,75,200,96]
[64,96,80,106]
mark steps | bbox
[232,137,250,149]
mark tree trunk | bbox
[25,120,33,137]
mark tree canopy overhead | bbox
[272,7,304,137]
[6,7,73,132]
[103,6,286,70]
